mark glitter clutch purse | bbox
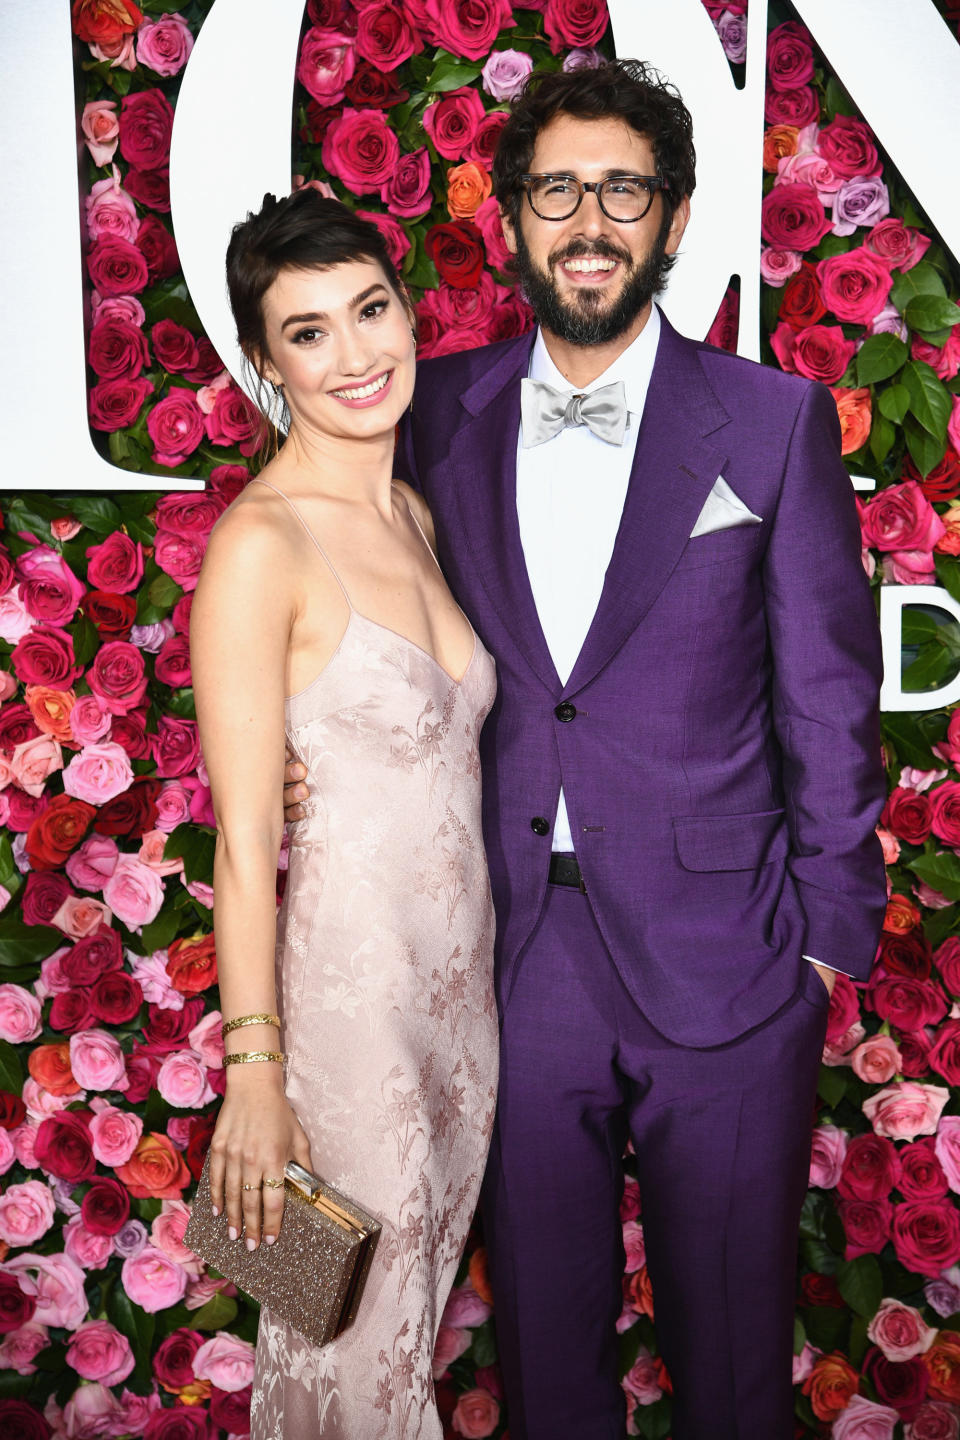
[185,1158,381,1348]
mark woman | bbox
[190,189,499,1438]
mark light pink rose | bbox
[121,1245,188,1312]
[156,1049,214,1109]
[81,100,119,165]
[10,734,63,797]
[66,834,120,892]
[760,246,803,287]
[0,1181,56,1247]
[949,395,960,458]
[69,1029,128,1093]
[0,586,34,644]
[777,149,841,203]
[793,1340,821,1384]
[50,895,113,939]
[150,1200,201,1274]
[623,1219,646,1272]
[934,1116,960,1194]
[192,1331,256,1392]
[62,1380,123,1439]
[66,1319,134,1386]
[622,1345,662,1404]
[35,948,74,1002]
[851,1035,902,1086]
[136,13,194,76]
[906,1401,960,1440]
[184,878,214,910]
[432,1323,471,1379]
[451,1386,500,1438]
[62,741,134,805]
[22,1076,81,1123]
[90,33,136,69]
[89,1105,142,1168]
[0,669,16,698]
[154,781,191,832]
[809,1123,849,1188]
[85,171,138,244]
[102,855,165,929]
[882,550,937,585]
[138,828,184,876]
[184,1270,231,1310]
[0,1321,49,1375]
[863,1082,951,1141]
[63,1214,114,1271]
[0,1127,14,1176]
[188,1010,224,1069]
[4,1252,88,1329]
[68,694,112,745]
[481,47,533,101]
[115,1388,162,1434]
[13,1123,40,1169]
[866,1297,937,1361]
[0,984,42,1043]
[831,1393,899,1440]
[128,951,184,1010]
[441,1281,492,1329]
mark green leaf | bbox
[68,496,123,536]
[877,383,910,424]
[165,689,196,719]
[191,1291,239,1331]
[468,1318,497,1368]
[901,610,940,644]
[0,1039,23,1095]
[794,1316,806,1356]
[869,414,896,467]
[881,713,939,769]
[140,906,183,954]
[856,335,908,388]
[825,75,856,117]
[902,360,952,440]
[902,644,952,691]
[425,52,482,92]
[908,849,960,902]
[108,1288,155,1392]
[634,1397,672,1440]
[148,572,184,610]
[71,614,101,669]
[891,261,947,313]
[905,295,960,336]
[848,1314,871,1369]
[164,824,216,885]
[0,916,65,968]
[0,833,23,902]
[837,1255,883,1319]
[905,415,948,476]
[816,234,850,260]
[924,903,959,950]
[800,1300,847,1350]
[817,1064,847,1109]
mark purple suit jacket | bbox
[396,312,886,1046]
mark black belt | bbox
[548,852,586,893]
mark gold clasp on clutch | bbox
[284,1162,321,1200]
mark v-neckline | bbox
[351,610,479,688]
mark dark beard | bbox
[513,222,674,347]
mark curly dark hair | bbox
[492,59,697,230]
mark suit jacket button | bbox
[555,702,577,723]
[531,817,550,836]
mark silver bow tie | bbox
[521,377,628,448]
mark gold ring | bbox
[242,1181,261,1191]
[262,1177,284,1189]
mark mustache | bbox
[549,237,632,268]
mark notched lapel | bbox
[564,320,732,697]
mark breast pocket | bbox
[672,524,763,572]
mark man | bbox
[284,60,886,1438]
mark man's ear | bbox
[664,194,691,256]
[499,205,519,257]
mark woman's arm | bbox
[190,503,312,1249]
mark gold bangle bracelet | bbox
[223,1050,286,1066]
[221,1013,281,1038]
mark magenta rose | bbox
[49,988,96,1036]
[136,215,179,281]
[322,106,399,192]
[86,236,150,297]
[85,532,144,594]
[930,784,960,848]
[839,1134,903,1201]
[90,970,143,1026]
[381,147,432,218]
[203,383,262,455]
[151,319,200,374]
[297,26,355,105]
[150,716,200,778]
[838,1196,894,1259]
[88,316,150,380]
[868,975,948,1032]
[766,21,814,90]
[818,248,894,325]
[147,388,205,468]
[929,1020,960,1085]
[422,87,485,161]
[34,1112,96,1185]
[154,634,192,688]
[860,482,946,551]
[21,873,72,928]
[153,1327,204,1389]
[764,86,820,128]
[17,548,86,626]
[89,376,153,432]
[0,1272,37,1334]
[209,1387,252,1435]
[61,926,124,987]
[474,195,513,273]
[119,88,174,170]
[421,0,515,60]
[66,1320,134,1386]
[87,641,147,716]
[356,3,419,70]
[154,529,205,593]
[81,1177,131,1238]
[466,111,509,172]
[154,491,226,538]
[906,1402,960,1439]
[125,165,171,212]
[892,1200,960,1278]
[355,210,411,269]
[778,323,855,384]
[818,114,882,179]
[135,14,194,77]
[543,0,607,55]
[761,183,833,251]
[11,627,81,688]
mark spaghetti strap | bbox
[394,482,443,578]
[248,475,353,611]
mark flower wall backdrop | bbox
[1,1,960,1437]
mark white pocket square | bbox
[690,476,762,538]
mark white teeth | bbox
[562,258,617,273]
[331,372,390,400]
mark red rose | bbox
[936,938,960,994]
[83,590,137,640]
[308,0,354,25]
[899,1139,950,1202]
[930,782,960,846]
[0,1399,51,1440]
[0,1092,27,1131]
[90,970,144,1025]
[426,221,485,289]
[166,934,218,995]
[864,1348,929,1419]
[119,89,174,171]
[543,0,607,54]
[766,21,814,91]
[154,634,192,688]
[150,715,200,778]
[26,794,96,870]
[0,703,41,749]
[779,262,827,330]
[143,998,204,1053]
[423,87,485,161]
[89,376,153,432]
[81,1176,131,1236]
[207,465,249,506]
[424,0,515,60]
[0,1272,37,1334]
[800,1272,845,1308]
[0,542,15,596]
[837,1196,894,1258]
[86,532,144,594]
[902,451,960,505]
[12,626,81,688]
[882,787,933,845]
[302,99,343,144]
[209,1386,252,1435]
[777,323,855,384]
[878,931,933,981]
[321,106,400,192]
[147,388,205,468]
[34,1110,96,1184]
[88,316,150,379]
[185,1113,216,1180]
[892,1200,960,1277]
[108,711,151,761]
[764,86,819,128]
[48,988,97,1035]
[929,1020,960,1085]
[898,1030,935,1078]
[868,975,947,1032]
[761,182,833,251]
[817,248,893,326]
[817,114,881,179]
[87,236,150,297]
[21,871,72,927]
[62,925,124,986]
[355,2,420,70]
[344,60,408,109]
[153,1328,204,1391]
[72,1,143,46]
[144,1406,213,1440]
[125,166,171,212]
[93,776,161,837]
[151,319,200,375]
[87,639,147,715]
[838,1133,902,1201]
[136,215,179,281]
[204,384,263,456]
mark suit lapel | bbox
[564,316,732,696]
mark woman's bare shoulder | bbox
[392,478,437,548]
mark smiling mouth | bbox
[561,256,619,274]
[330,371,391,401]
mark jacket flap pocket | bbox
[673,808,788,872]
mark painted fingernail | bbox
[211,1205,219,1217]
[296,785,308,798]
[265,1234,276,1245]
[228,1226,238,1241]
[246,1237,257,1252]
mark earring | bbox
[269,380,284,398]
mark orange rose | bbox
[625,1264,655,1319]
[176,1379,212,1406]
[71,0,143,46]
[166,934,218,995]
[115,1131,191,1199]
[935,504,960,556]
[802,1351,859,1421]
[654,1355,672,1395]
[884,893,921,935]
[446,162,493,221]
[468,1245,494,1305]
[25,686,77,745]
[28,1043,81,1098]
[830,386,872,456]
[925,1331,960,1403]
[763,124,799,173]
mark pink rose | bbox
[934,1116,960,1194]
[85,172,138,245]
[153,529,205,593]
[187,1010,224,1069]
[10,735,63,797]
[761,183,833,251]
[62,742,134,805]
[69,1029,128,1092]
[66,1318,134,1386]
[951,396,960,458]
[17,546,86,626]
[860,482,946,552]
[85,531,144,595]
[381,147,433,219]
[441,1282,492,1329]
[102,856,165,929]
[50,895,113,940]
[0,587,35,645]
[760,247,802,287]
[89,1105,143,1168]
[155,781,192,832]
[906,1402,960,1440]
[63,1214,114,1270]
[543,0,607,56]
[867,1298,937,1362]
[66,834,120,892]
[817,115,881,179]
[863,1082,950,1141]
[776,150,841,203]
[151,1200,200,1271]
[322,107,401,192]
[81,100,119,165]
[451,1386,500,1437]
[432,1323,470,1378]
[121,1245,188,1312]
[622,1346,663,1404]
[809,1123,849,1189]
[4,1252,88,1330]
[135,14,194,76]
[193,1332,256,1392]
[87,640,147,715]
[0,1182,56,1248]
[297,26,355,105]
[817,248,894,325]
[139,828,184,877]
[0,985,42,1044]
[147,388,205,468]
[474,195,513,272]
[832,1393,899,1440]
[423,87,486,161]
[866,220,932,272]
[355,3,420,71]
[482,48,533,101]
[0,1321,49,1375]
[156,1049,214,1109]
[63,1381,123,1438]
[355,210,411,269]
[851,1035,902,1086]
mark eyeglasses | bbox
[519,173,668,223]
